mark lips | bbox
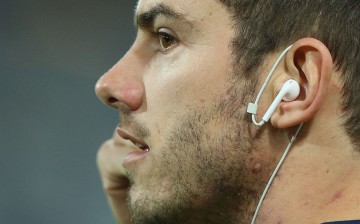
[116,128,150,152]
[116,128,150,167]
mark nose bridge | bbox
[95,49,144,111]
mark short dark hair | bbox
[221,0,360,147]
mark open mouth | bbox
[117,128,150,152]
[132,141,150,152]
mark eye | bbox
[156,29,179,51]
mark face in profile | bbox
[96,0,261,223]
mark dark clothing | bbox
[323,221,360,224]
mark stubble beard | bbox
[127,77,260,224]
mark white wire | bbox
[250,123,303,224]
[251,45,293,126]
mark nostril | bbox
[108,97,118,104]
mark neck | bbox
[256,119,360,224]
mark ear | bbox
[270,38,333,128]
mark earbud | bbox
[262,79,300,122]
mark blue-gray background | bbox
[0,1,136,223]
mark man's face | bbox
[96,0,261,223]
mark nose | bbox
[95,51,144,111]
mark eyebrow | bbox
[135,3,194,30]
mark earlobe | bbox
[271,38,333,128]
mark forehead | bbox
[135,0,229,26]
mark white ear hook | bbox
[247,45,300,126]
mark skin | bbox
[96,0,360,223]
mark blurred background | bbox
[0,1,135,223]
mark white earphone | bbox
[247,45,300,126]
[262,79,300,122]
[248,45,304,224]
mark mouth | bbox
[117,128,150,152]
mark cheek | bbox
[142,46,232,142]
[144,56,200,115]
[145,50,230,108]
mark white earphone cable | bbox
[250,123,303,224]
